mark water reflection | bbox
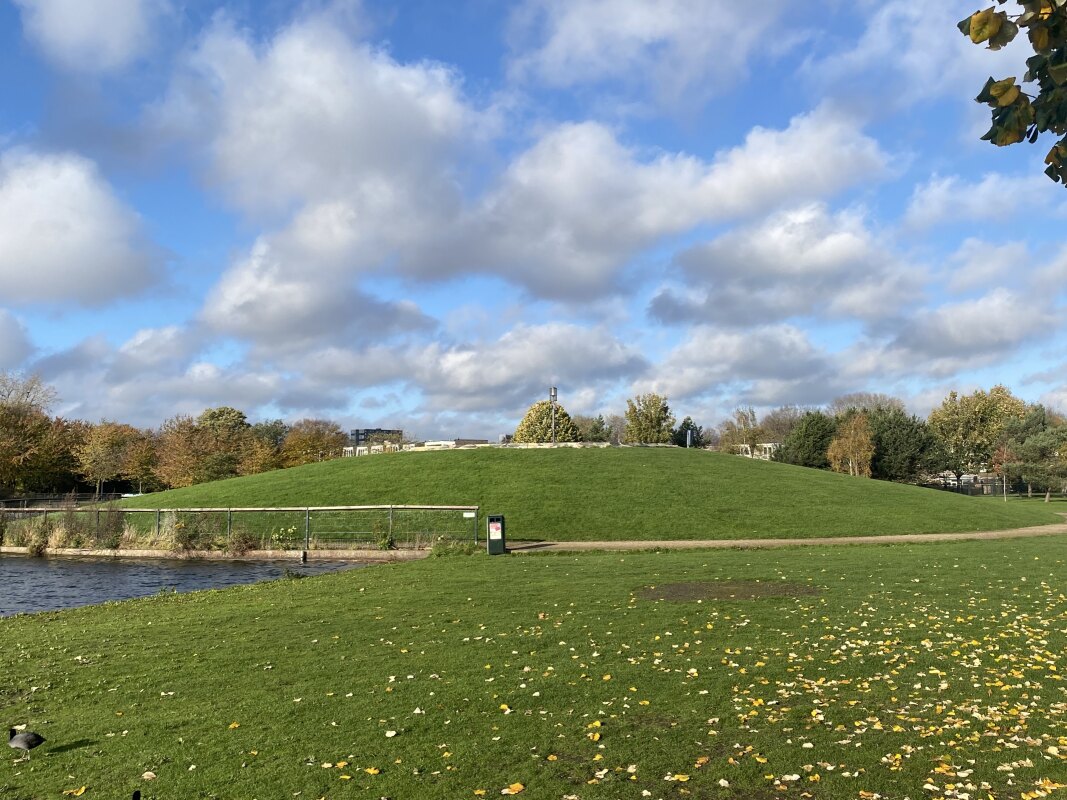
[0,554,362,617]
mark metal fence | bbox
[0,504,479,552]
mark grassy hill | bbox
[120,447,1064,541]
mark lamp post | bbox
[550,386,557,445]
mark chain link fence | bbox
[0,505,479,554]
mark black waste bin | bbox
[487,514,506,555]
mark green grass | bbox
[2,537,1066,799]
[121,448,1064,540]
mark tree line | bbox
[512,387,1067,498]
[3,371,1064,499]
[0,372,350,497]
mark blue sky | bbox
[1,0,1065,439]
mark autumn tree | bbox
[280,419,349,467]
[959,3,1067,185]
[671,416,705,448]
[155,415,212,489]
[605,414,627,445]
[0,372,64,493]
[513,400,580,443]
[827,413,875,477]
[121,429,159,494]
[927,385,1027,481]
[717,407,762,455]
[75,421,140,497]
[624,393,675,444]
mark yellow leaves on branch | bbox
[970,8,1004,44]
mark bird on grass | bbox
[7,728,45,761]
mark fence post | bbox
[155,509,160,539]
[388,505,394,540]
[227,509,232,542]
[304,508,310,551]
[95,508,100,539]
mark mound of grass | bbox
[2,537,1064,799]
[122,448,1063,540]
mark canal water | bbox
[0,554,362,617]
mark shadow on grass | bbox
[47,739,96,753]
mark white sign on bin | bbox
[489,521,503,540]
[463,511,476,518]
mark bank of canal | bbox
[0,554,363,616]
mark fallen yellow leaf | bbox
[501,783,525,795]
[63,789,87,798]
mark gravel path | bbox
[506,519,1067,552]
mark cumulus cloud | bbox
[945,238,1030,294]
[412,106,889,299]
[650,203,920,326]
[0,310,34,369]
[13,0,165,73]
[634,324,843,408]
[508,0,792,108]
[153,12,480,221]
[296,322,647,415]
[200,237,436,354]
[844,289,1060,380]
[0,149,163,306]
[804,1,1021,109]
[904,172,1053,228]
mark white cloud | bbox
[904,172,1052,228]
[153,12,480,220]
[845,289,1060,380]
[415,106,889,299]
[651,203,920,325]
[509,0,791,108]
[13,0,165,73]
[0,310,34,369]
[200,238,435,353]
[804,1,1022,109]
[0,149,163,306]
[635,324,840,405]
[945,238,1030,293]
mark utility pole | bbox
[550,386,557,445]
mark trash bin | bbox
[487,514,506,555]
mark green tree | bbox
[927,385,1027,481]
[513,400,580,444]
[624,393,675,444]
[958,3,1067,185]
[572,414,610,443]
[867,407,940,484]
[827,412,874,477]
[1000,405,1067,497]
[776,411,837,469]
[671,416,705,448]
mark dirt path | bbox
[507,519,1067,552]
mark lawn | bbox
[120,448,1065,541]
[2,536,1065,799]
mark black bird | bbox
[7,728,45,760]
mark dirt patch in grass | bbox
[636,580,820,601]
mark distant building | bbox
[350,428,403,446]
[736,442,780,460]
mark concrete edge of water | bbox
[0,545,428,562]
